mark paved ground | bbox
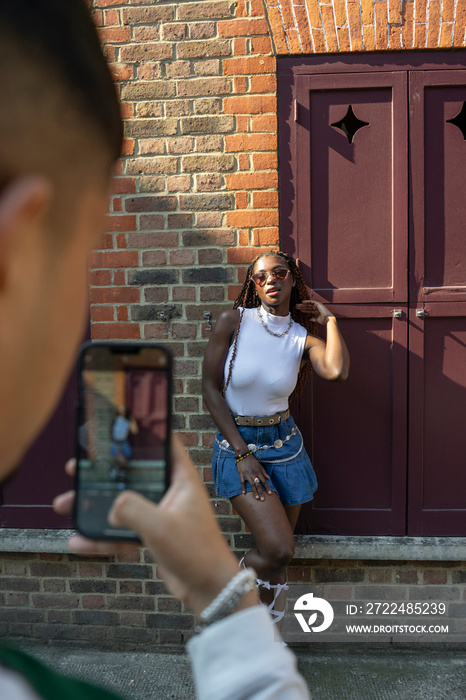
[11,642,466,700]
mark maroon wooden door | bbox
[280,55,466,536]
[408,72,466,534]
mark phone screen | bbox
[74,342,172,540]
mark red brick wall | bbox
[0,550,464,650]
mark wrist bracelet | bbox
[195,567,257,633]
[235,450,253,464]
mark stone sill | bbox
[0,530,465,561]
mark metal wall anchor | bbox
[393,309,402,319]
[203,311,212,331]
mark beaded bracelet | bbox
[235,450,253,464]
[195,567,257,633]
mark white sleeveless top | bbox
[223,306,308,416]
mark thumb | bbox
[108,491,165,544]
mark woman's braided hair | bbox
[223,251,319,401]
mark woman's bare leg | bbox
[231,492,299,633]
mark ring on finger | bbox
[254,477,260,484]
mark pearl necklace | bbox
[257,306,293,337]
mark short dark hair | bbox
[0,0,122,197]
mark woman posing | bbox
[202,250,349,630]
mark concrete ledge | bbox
[294,535,466,562]
[1,530,465,561]
[0,529,76,554]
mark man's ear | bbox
[0,176,53,293]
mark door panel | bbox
[0,372,76,528]
[294,72,407,304]
[295,305,407,535]
[408,303,466,535]
[410,71,466,301]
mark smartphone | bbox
[73,341,172,541]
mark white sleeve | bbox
[187,606,311,700]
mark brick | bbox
[176,40,231,59]
[132,27,160,43]
[194,59,221,76]
[166,100,190,118]
[106,564,153,580]
[104,215,137,233]
[252,191,278,208]
[89,251,138,268]
[224,95,276,114]
[111,177,137,195]
[32,594,79,609]
[144,287,169,303]
[91,305,114,322]
[107,596,155,611]
[253,153,278,170]
[163,23,188,40]
[180,193,234,211]
[89,287,140,304]
[131,305,172,322]
[225,133,277,151]
[73,611,119,625]
[252,227,279,246]
[196,212,224,227]
[189,414,216,430]
[70,580,117,594]
[145,612,194,630]
[182,154,235,172]
[181,116,235,134]
[92,324,140,340]
[167,136,194,154]
[125,120,178,139]
[129,270,179,286]
[139,177,165,193]
[167,213,193,229]
[120,43,173,63]
[173,359,199,376]
[178,1,235,20]
[182,229,235,247]
[170,249,196,265]
[226,210,278,228]
[182,268,233,283]
[128,232,178,248]
[98,26,131,43]
[165,61,192,80]
[136,103,164,119]
[121,6,174,24]
[355,585,407,600]
[172,286,196,301]
[196,173,223,191]
[190,21,216,38]
[223,55,276,75]
[423,569,448,585]
[226,171,277,189]
[395,569,419,584]
[194,98,223,115]
[218,18,269,36]
[177,77,231,97]
[167,175,192,193]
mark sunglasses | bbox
[251,268,291,287]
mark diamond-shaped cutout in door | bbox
[331,105,370,143]
[446,102,466,140]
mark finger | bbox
[53,490,75,515]
[259,468,273,494]
[65,458,76,477]
[108,490,165,543]
[249,475,263,501]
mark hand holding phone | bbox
[73,342,172,540]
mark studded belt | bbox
[234,409,290,427]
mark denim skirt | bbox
[212,415,318,506]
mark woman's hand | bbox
[236,454,272,501]
[295,300,334,325]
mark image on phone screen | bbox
[74,342,172,540]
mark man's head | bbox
[0,0,122,480]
